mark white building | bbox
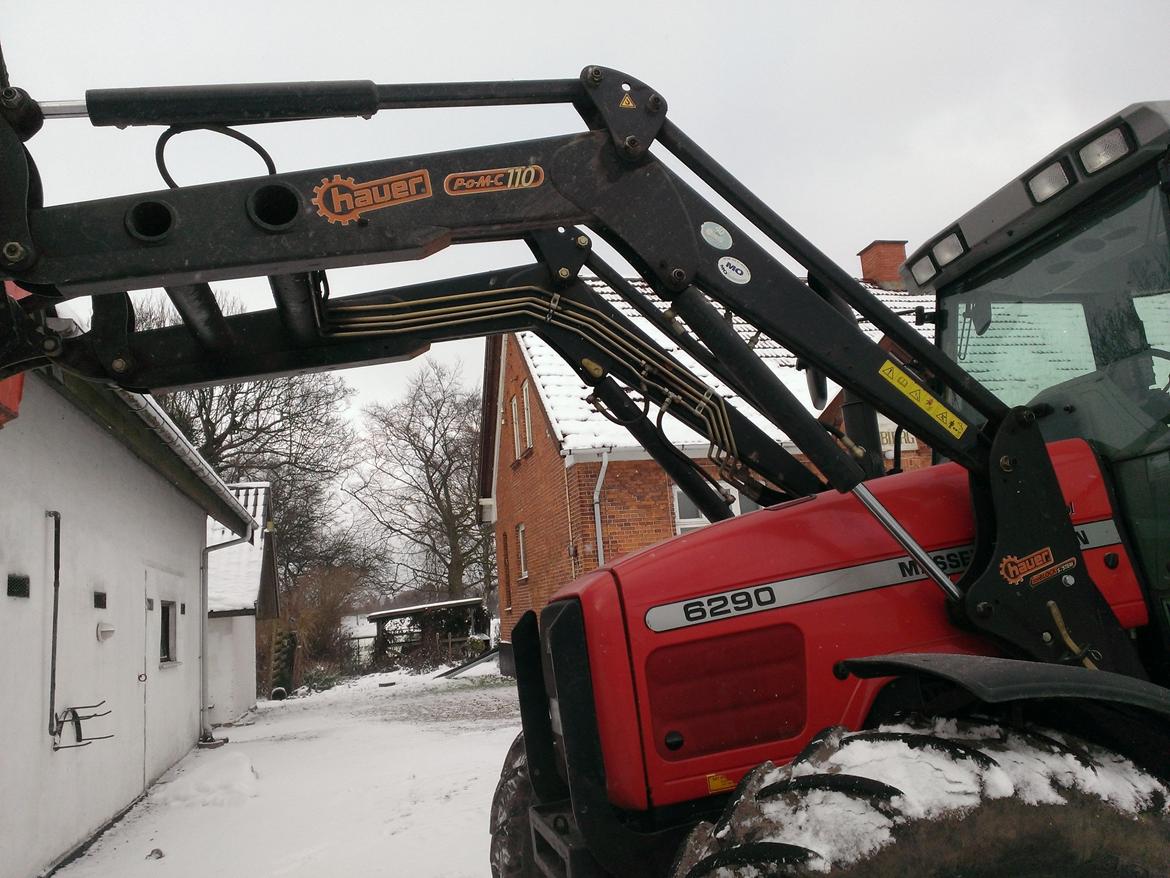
[0,369,252,878]
[206,483,278,726]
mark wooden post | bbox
[373,618,386,660]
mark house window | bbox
[521,380,533,449]
[517,523,528,580]
[511,396,521,460]
[500,532,513,610]
[673,485,761,535]
[160,600,177,663]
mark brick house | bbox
[478,241,934,671]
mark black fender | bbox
[844,652,1170,779]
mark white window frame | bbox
[672,483,758,535]
[510,396,521,460]
[521,380,533,449]
[517,523,528,580]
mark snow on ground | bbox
[58,666,520,878]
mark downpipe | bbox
[592,450,610,567]
[45,510,61,738]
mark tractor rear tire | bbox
[670,718,1170,878]
[490,732,536,878]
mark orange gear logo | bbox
[312,169,432,225]
[999,546,1055,585]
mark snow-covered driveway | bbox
[58,669,520,878]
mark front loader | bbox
[0,51,1168,877]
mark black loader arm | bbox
[0,65,1145,677]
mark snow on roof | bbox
[519,278,932,453]
[367,596,483,622]
[207,483,271,613]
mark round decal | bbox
[700,221,733,250]
[717,256,751,285]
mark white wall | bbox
[0,377,207,878]
[206,614,257,725]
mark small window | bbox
[673,487,709,535]
[160,600,177,663]
[93,591,107,609]
[521,380,533,449]
[517,523,528,580]
[673,484,761,535]
[511,396,521,460]
[500,532,513,610]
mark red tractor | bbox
[0,58,1167,876]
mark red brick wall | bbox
[568,459,677,573]
[494,336,576,641]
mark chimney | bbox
[857,240,908,290]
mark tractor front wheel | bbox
[490,733,536,878]
[670,718,1170,878]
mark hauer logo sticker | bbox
[443,165,545,196]
[312,170,432,225]
[999,547,1055,585]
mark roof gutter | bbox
[111,387,254,539]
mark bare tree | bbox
[346,359,494,603]
[136,293,366,583]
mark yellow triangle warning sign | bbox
[618,93,636,109]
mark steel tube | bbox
[166,284,234,352]
[852,482,963,602]
[39,100,87,118]
[268,273,320,344]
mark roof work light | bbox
[1078,127,1131,175]
[1026,160,1072,203]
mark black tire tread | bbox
[669,721,1170,878]
[490,733,536,878]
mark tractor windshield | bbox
[939,169,1170,617]
[939,171,1170,459]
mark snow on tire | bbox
[490,733,536,878]
[670,717,1170,877]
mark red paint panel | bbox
[0,374,24,427]
[645,625,804,761]
[555,570,650,810]
[578,438,1147,808]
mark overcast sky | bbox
[6,1,1170,416]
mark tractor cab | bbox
[907,103,1170,669]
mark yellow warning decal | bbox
[706,773,736,794]
[878,360,968,439]
[618,93,636,109]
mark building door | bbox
[142,565,192,786]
